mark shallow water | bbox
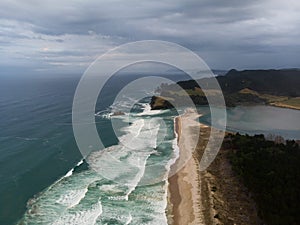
[199,105,300,140]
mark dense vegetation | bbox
[223,133,300,225]
[218,69,300,96]
[151,69,300,109]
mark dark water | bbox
[0,74,139,224]
[0,75,84,224]
[0,72,186,225]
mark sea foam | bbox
[19,103,175,225]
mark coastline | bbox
[167,109,261,225]
[167,111,207,225]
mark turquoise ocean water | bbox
[0,73,181,225]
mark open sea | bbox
[0,73,182,225]
[1,73,299,225]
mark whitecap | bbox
[56,188,88,208]
[52,202,102,225]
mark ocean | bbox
[0,75,83,225]
[1,73,299,225]
[0,73,182,225]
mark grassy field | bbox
[239,88,288,102]
[152,87,300,110]
[270,97,300,110]
[239,88,300,110]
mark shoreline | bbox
[269,102,300,110]
[167,111,206,225]
[167,109,262,225]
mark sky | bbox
[0,0,300,75]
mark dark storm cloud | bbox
[0,0,299,74]
[0,0,260,36]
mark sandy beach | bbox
[168,110,209,225]
[167,109,261,225]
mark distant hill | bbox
[218,69,300,96]
[151,69,300,109]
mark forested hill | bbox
[217,69,300,96]
[151,69,300,109]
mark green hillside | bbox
[151,69,300,109]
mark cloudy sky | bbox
[0,0,299,75]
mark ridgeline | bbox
[151,69,300,110]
